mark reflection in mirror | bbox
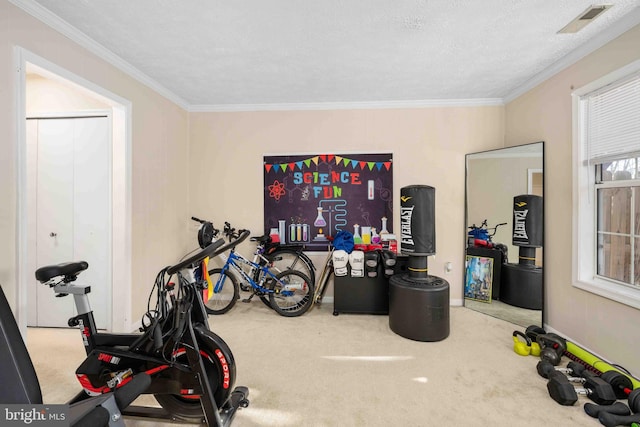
[464,142,544,328]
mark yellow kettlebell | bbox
[512,330,541,356]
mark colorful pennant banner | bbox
[264,154,392,173]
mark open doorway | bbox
[16,47,133,333]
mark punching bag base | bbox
[500,263,542,310]
[389,274,450,342]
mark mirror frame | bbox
[463,141,545,327]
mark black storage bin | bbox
[333,264,389,315]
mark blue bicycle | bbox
[204,224,315,317]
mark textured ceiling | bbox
[13,0,640,109]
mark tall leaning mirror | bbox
[464,142,544,328]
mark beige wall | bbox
[505,24,640,375]
[26,74,110,112]
[189,107,506,301]
[1,1,191,325]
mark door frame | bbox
[14,47,133,333]
[528,168,543,195]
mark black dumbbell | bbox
[537,360,585,379]
[601,371,635,400]
[584,371,638,421]
[584,371,635,418]
[547,369,617,406]
[584,401,631,418]
[597,388,640,427]
[537,333,567,366]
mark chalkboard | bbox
[263,153,393,251]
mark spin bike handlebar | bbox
[167,239,225,275]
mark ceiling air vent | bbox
[558,4,613,33]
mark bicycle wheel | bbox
[252,249,314,309]
[268,270,314,317]
[261,248,316,285]
[204,268,239,315]
[250,269,276,310]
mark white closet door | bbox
[72,117,111,328]
[29,116,111,328]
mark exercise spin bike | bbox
[34,238,249,426]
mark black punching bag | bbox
[390,185,449,342]
[512,194,543,248]
[400,185,435,256]
[500,194,543,310]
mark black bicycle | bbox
[34,238,249,426]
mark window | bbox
[596,159,639,285]
[573,60,640,309]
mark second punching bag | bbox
[512,194,543,248]
[400,185,436,256]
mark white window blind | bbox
[584,71,640,164]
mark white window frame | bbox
[572,58,640,310]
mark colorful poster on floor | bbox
[263,153,393,251]
[464,255,493,303]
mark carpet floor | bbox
[27,301,602,426]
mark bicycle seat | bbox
[250,235,272,245]
[35,261,89,283]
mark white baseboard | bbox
[543,324,639,379]
[318,296,463,306]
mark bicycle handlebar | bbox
[210,229,251,255]
[191,216,205,224]
[167,238,225,275]
[468,221,507,230]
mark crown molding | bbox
[503,6,640,104]
[9,0,190,110]
[188,98,504,112]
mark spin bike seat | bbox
[35,261,89,283]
